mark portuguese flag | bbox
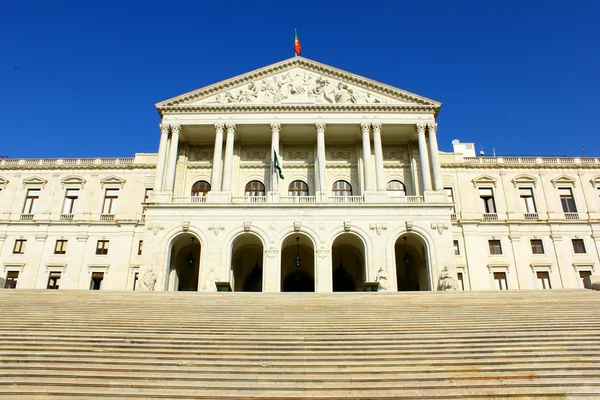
[294,29,301,55]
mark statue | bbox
[139,268,157,291]
[438,266,456,291]
[202,267,219,292]
[376,267,390,291]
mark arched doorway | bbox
[331,234,366,291]
[168,233,201,291]
[231,233,264,292]
[394,234,430,291]
[281,234,315,292]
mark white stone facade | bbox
[1,57,598,292]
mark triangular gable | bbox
[551,175,577,187]
[511,174,537,187]
[21,176,48,188]
[156,57,441,116]
[472,174,497,188]
[61,175,86,188]
[100,175,126,188]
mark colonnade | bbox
[153,122,443,196]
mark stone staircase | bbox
[0,289,599,398]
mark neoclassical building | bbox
[1,57,599,292]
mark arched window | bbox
[332,180,352,196]
[191,180,211,197]
[245,180,265,197]
[386,180,406,196]
[288,180,309,196]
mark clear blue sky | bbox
[2,0,598,158]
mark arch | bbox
[288,180,309,196]
[331,233,366,291]
[191,180,211,197]
[245,180,265,197]
[231,232,264,292]
[394,232,431,292]
[166,232,202,291]
[332,180,352,196]
[511,174,537,188]
[161,227,209,291]
[280,233,315,292]
[386,180,406,196]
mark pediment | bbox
[61,175,86,188]
[156,57,441,114]
[590,175,600,185]
[551,175,577,187]
[511,174,537,187]
[100,175,126,188]
[0,176,8,189]
[472,174,497,188]
[21,176,48,188]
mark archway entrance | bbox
[281,234,315,292]
[395,234,430,291]
[168,233,201,291]
[331,234,366,291]
[231,233,264,292]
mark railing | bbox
[20,214,33,221]
[172,196,207,203]
[463,156,600,165]
[0,157,136,166]
[231,196,267,203]
[564,212,580,220]
[100,214,115,221]
[388,196,424,203]
[60,213,74,221]
[524,213,539,221]
[279,196,317,203]
[327,195,364,203]
[483,213,499,221]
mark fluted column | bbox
[221,123,236,192]
[211,124,225,191]
[360,123,375,192]
[427,123,443,191]
[416,123,432,192]
[271,122,281,193]
[372,122,385,191]
[164,124,181,192]
[316,122,327,196]
[153,123,170,192]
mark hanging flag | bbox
[294,28,301,56]
[273,150,284,179]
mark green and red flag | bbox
[294,29,301,55]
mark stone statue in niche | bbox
[202,267,219,292]
[376,267,390,291]
[437,266,456,291]
[139,268,157,291]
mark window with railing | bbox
[559,188,577,212]
[386,180,406,197]
[191,181,211,197]
[332,180,352,197]
[519,188,537,213]
[245,180,265,197]
[288,180,309,196]
[102,189,119,214]
[22,189,40,214]
[479,188,496,214]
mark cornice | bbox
[0,164,156,171]
[441,163,600,170]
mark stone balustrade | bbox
[463,156,600,165]
[0,157,136,167]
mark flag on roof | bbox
[294,29,301,56]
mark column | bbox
[211,124,225,191]
[270,122,281,193]
[164,124,181,192]
[316,122,327,197]
[416,123,432,192]
[360,123,375,192]
[153,124,170,192]
[427,123,443,191]
[372,122,385,191]
[221,123,236,192]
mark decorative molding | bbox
[3,263,25,273]
[244,221,252,232]
[551,175,577,188]
[511,174,537,188]
[287,151,309,160]
[330,151,352,161]
[472,174,498,188]
[87,264,110,272]
[182,221,190,232]
[268,223,276,231]
[0,176,9,189]
[265,249,278,258]
[46,264,67,273]
[317,249,330,259]
[244,151,267,161]
[147,224,164,236]
[209,224,225,236]
[430,223,448,235]
[100,175,126,189]
[60,175,86,188]
[318,222,326,231]
[369,223,387,236]
[293,221,301,232]
[189,147,212,161]
[405,221,414,231]
[21,176,48,189]
[344,221,352,232]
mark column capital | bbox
[214,123,225,133]
[315,122,326,133]
[171,124,181,135]
[372,122,382,132]
[225,123,236,132]
[159,123,170,135]
[416,123,426,134]
[360,122,371,132]
[270,121,281,132]
[427,122,438,134]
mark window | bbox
[444,188,455,212]
[493,272,508,290]
[191,181,210,197]
[519,188,537,213]
[245,180,265,197]
[530,239,544,254]
[456,272,465,291]
[90,272,104,290]
[559,188,577,212]
[479,188,496,213]
[579,270,592,288]
[54,239,68,255]
[133,272,139,290]
[288,180,309,196]
[536,271,552,289]
[332,180,352,196]
[488,240,502,255]
[47,272,61,289]
[137,240,143,256]
[62,189,79,214]
[13,239,26,254]
[386,180,406,196]
[572,239,586,254]
[102,189,119,214]
[22,189,40,214]
[453,240,460,256]
[144,188,153,202]
[4,271,19,289]
[96,240,109,255]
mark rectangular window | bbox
[47,272,61,289]
[559,188,577,212]
[22,189,40,214]
[54,239,68,255]
[530,239,544,254]
[13,239,26,254]
[144,188,153,203]
[572,239,586,254]
[536,271,552,289]
[519,188,537,213]
[453,240,460,256]
[62,189,79,214]
[4,271,19,289]
[457,272,465,291]
[579,270,592,287]
[102,189,119,214]
[493,272,508,290]
[479,188,496,214]
[96,240,109,255]
[133,272,139,290]
[90,272,104,290]
[137,240,143,256]
[488,240,502,255]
